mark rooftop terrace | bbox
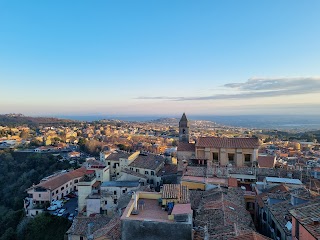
[121,192,192,223]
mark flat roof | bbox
[171,203,192,215]
[125,198,171,223]
[101,181,140,188]
[265,177,302,185]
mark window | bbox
[228,153,235,164]
[61,187,64,191]
[244,154,251,162]
[105,201,107,205]
[263,212,267,221]
[130,167,133,170]
[114,199,117,204]
[114,191,117,195]
[66,184,68,187]
[108,162,110,165]
[80,237,84,240]
[52,192,54,196]
[136,169,140,173]
[151,171,154,176]
[145,171,149,175]
[246,202,254,210]
[117,173,119,175]
[74,179,78,184]
[56,190,59,194]
[39,194,41,197]
[213,152,219,163]
[122,189,126,193]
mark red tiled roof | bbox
[290,202,320,239]
[256,184,290,208]
[121,168,148,179]
[162,184,189,203]
[177,142,195,152]
[196,137,260,149]
[257,156,276,168]
[156,164,178,177]
[37,167,87,190]
[67,215,112,236]
[229,231,271,240]
[92,181,101,188]
[128,153,165,170]
[93,216,121,240]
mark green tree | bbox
[25,213,71,240]
[20,130,29,139]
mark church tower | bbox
[179,113,189,143]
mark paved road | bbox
[63,197,78,216]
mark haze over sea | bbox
[54,114,320,130]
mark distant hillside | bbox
[0,114,77,127]
[149,118,178,124]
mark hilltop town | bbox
[0,113,320,240]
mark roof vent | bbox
[131,209,139,215]
[311,217,320,225]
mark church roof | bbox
[196,137,260,149]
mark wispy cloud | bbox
[136,77,320,101]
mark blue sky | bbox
[1,1,320,116]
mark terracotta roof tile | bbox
[256,184,290,208]
[193,188,255,239]
[121,168,148,179]
[37,167,87,190]
[290,201,320,239]
[156,164,178,177]
[67,215,111,237]
[105,151,131,161]
[229,231,271,240]
[129,153,165,170]
[177,142,195,152]
[257,156,276,168]
[93,216,121,240]
[196,137,260,149]
[162,184,189,203]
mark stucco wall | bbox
[121,219,192,240]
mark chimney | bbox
[204,225,209,240]
[134,192,138,211]
[311,217,320,225]
[87,223,94,240]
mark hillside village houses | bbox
[19,113,320,240]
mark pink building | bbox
[290,202,320,240]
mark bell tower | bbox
[179,113,189,143]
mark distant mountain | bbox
[0,114,77,127]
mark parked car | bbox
[47,205,58,211]
[57,208,66,217]
[51,200,64,208]
[68,213,74,221]
[52,210,59,216]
